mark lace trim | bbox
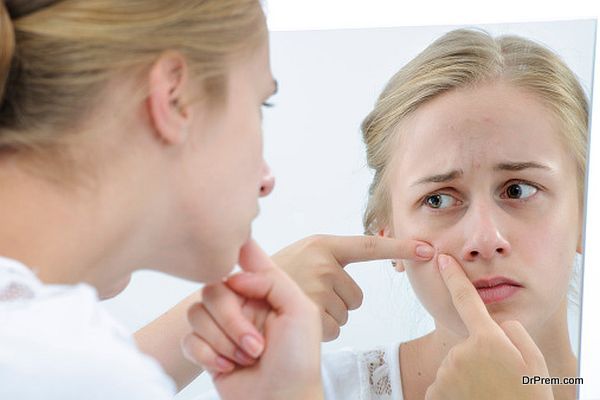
[0,281,35,302]
[363,349,392,398]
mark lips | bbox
[472,276,523,304]
[472,276,522,289]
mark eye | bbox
[502,182,538,200]
[423,193,458,209]
[260,102,274,120]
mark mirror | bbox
[103,19,596,399]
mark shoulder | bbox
[0,279,176,400]
[321,343,401,400]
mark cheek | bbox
[237,111,264,174]
[516,213,577,287]
[393,209,468,334]
[217,108,264,191]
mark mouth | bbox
[472,276,523,305]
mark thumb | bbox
[238,239,277,272]
[499,320,549,373]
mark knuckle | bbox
[314,292,329,308]
[181,334,206,365]
[186,303,205,327]
[221,313,243,333]
[445,346,467,370]
[348,288,364,310]
[323,318,341,341]
[201,284,220,302]
[316,262,335,279]
[306,234,326,247]
[339,310,349,326]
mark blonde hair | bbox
[362,28,589,235]
[0,0,266,152]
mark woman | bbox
[356,28,585,400]
[193,28,587,400]
[0,1,324,399]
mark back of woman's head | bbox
[0,0,266,152]
[362,28,589,235]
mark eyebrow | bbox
[411,161,552,187]
[493,161,552,172]
[412,169,463,186]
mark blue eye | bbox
[504,183,538,199]
[424,193,457,209]
[262,102,274,108]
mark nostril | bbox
[470,250,478,257]
[497,248,504,254]
[259,180,274,197]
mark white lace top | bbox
[321,343,403,400]
[0,255,176,400]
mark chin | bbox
[187,248,240,284]
[99,274,132,300]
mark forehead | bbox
[392,82,569,182]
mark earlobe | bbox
[378,226,393,238]
[147,51,192,145]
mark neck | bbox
[532,299,578,400]
[0,153,156,297]
[400,301,577,400]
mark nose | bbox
[460,202,511,262]
[259,162,275,197]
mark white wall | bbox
[102,19,596,400]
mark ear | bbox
[147,51,192,145]
[379,227,405,272]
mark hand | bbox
[181,239,323,400]
[425,254,554,400]
[273,234,434,340]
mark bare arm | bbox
[134,235,433,392]
[134,291,204,391]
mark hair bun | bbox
[4,0,57,19]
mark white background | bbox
[102,2,600,399]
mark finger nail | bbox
[215,356,235,372]
[438,254,451,271]
[416,244,434,259]
[241,334,264,358]
[235,348,256,365]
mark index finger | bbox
[238,238,277,272]
[437,254,497,335]
[323,235,434,266]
